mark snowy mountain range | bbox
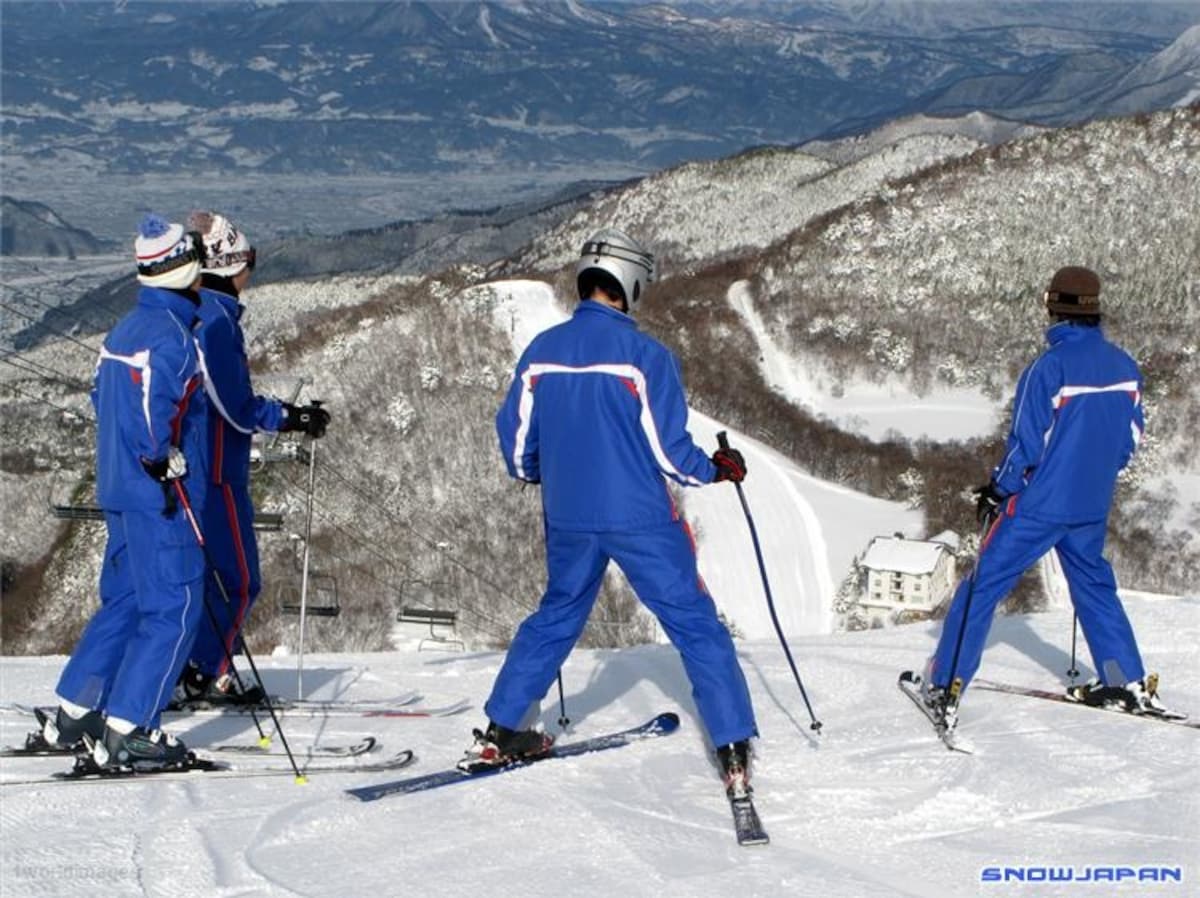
[3,104,1197,660]
[3,1,1200,240]
[0,197,118,257]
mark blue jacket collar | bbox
[199,285,244,320]
[138,285,200,321]
[576,299,637,328]
[1046,320,1103,346]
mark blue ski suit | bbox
[56,286,209,729]
[487,300,758,746]
[932,321,1147,690]
[189,285,287,677]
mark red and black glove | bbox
[712,447,747,483]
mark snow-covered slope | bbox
[1,595,1195,898]
[727,280,999,443]
[799,110,1046,166]
[512,132,987,273]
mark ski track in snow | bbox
[2,598,1197,898]
[727,279,998,444]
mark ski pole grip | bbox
[717,430,730,450]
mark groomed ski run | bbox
[1,600,1194,898]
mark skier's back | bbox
[476,228,758,795]
[916,265,1165,733]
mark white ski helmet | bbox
[575,227,655,312]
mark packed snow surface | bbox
[1,596,1196,897]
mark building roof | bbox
[861,535,949,575]
[928,529,960,551]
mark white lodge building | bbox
[860,533,958,614]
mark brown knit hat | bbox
[1045,266,1101,317]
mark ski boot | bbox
[170,662,215,708]
[30,705,105,752]
[210,672,266,706]
[171,662,264,709]
[91,723,190,770]
[920,677,960,734]
[1072,673,1170,715]
[458,721,553,772]
[716,740,752,798]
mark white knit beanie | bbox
[135,214,201,289]
[187,210,254,277]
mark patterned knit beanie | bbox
[135,214,202,289]
[187,210,255,277]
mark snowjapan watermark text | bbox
[981,865,1183,884]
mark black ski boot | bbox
[93,725,190,769]
[1071,673,1170,715]
[171,663,264,709]
[716,740,752,798]
[171,662,215,708]
[920,677,960,732]
[31,706,105,751]
[459,721,553,770]
[207,672,266,706]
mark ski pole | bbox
[1067,612,1080,680]
[296,403,321,701]
[172,480,308,784]
[944,511,995,705]
[717,431,822,733]
[555,670,570,731]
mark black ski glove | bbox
[141,448,186,517]
[141,447,187,482]
[712,447,747,483]
[973,481,1006,529]
[282,403,330,439]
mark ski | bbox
[729,794,769,846]
[1,696,469,721]
[898,671,974,754]
[358,699,472,719]
[347,711,681,802]
[0,748,415,788]
[972,679,1198,730]
[2,732,378,759]
[164,698,469,719]
[213,736,378,758]
[162,689,421,713]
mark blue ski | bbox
[346,712,680,802]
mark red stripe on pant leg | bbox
[678,519,709,593]
[212,418,224,483]
[217,483,252,676]
[980,495,1018,552]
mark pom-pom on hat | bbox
[1045,266,1102,317]
[135,214,202,289]
[187,210,255,277]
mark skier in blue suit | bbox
[46,215,210,767]
[922,266,1167,728]
[469,228,758,794]
[173,211,330,706]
